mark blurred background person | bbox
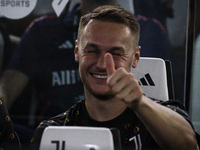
[134,0,174,28]
[133,0,175,60]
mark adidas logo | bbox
[58,40,73,49]
[138,73,155,86]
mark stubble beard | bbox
[81,73,115,101]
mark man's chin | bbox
[84,83,114,100]
[92,92,115,100]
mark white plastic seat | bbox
[39,126,120,150]
[131,57,169,101]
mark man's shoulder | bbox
[151,98,191,119]
[32,100,84,148]
[37,100,84,128]
[154,99,186,109]
[38,111,69,127]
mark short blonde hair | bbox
[78,5,140,42]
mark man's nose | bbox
[96,54,106,70]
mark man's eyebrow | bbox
[109,46,125,52]
[84,43,99,49]
[84,43,125,52]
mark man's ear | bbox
[74,40,79,62]
[132,46,141,68]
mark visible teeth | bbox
[93,74,107,79]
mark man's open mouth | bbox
[91,73,107,79]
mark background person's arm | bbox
[0,69,29,109]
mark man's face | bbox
[75,19,140,99]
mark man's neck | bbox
[85,92,127,122]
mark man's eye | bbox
[87,50,97,53]
[112,53,121,56]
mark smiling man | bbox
[76,18,139,101]
[34,5,198,150]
